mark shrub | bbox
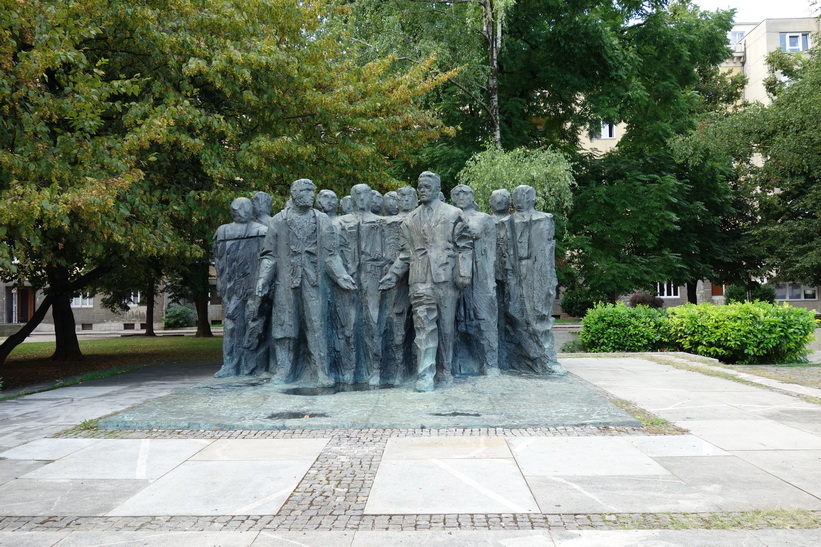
[665,302,818,364]
[560,287,606,319]
[724,283,776,304]
[162,304,197,329]
[579,302,668,352]
[629,292,663,308]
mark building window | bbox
[729,31,745,48]
[128,291,142,305]
[655,281,679,298]
[594,122,616,140]
[781,32,810,53]
[774,283,818,301]
[70,293,94,308]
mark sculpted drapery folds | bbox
[214,175,563,390]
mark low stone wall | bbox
[0,324,21,337]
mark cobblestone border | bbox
[3,511,820,533]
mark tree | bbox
[0,0,451,365]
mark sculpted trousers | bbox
[273,282,334,386]
[410,281,459,391]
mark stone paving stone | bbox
[624,435,728,457]
[253,530,354,546]
[22,439,211,480]
[508,437,671,476]
[730,449,821,499]
[0,438,98,460]
[675,419,821,451]
[57,530,258,545]
[0,531,70,546]
[190,438,329,461]
[0,479,149,516]
[550,529,765,546]
[365,459,539,514]
[0,459,46,486]
[108,460,314,516]
[352,530,554,545]
[381,436,512,460]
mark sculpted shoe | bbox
[415,379,434,392]
[213,367,235,378]
[368,372,381,387]
[548,362,567,375]
[485,367,501,377]
[317,373,336,388]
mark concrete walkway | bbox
[1,355,821,545]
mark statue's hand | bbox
[255,280,269,298]
[379,272,397,291]
[337,274,357,291]
[455,275,471,290]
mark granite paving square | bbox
[57,531,258,546]
[22,439,211,480]
[0,478,149,516]
[253,531,354,546]
[676,419,821,451]
[381,436,512,460]
[527,474,720,513]
[508,437,670,476]
[0,459,46,486]
[0,438,98,460]
[351,531,554,546]
[365,459,539,514]
[658,455,821,511]
[189,438,329,461]
[551,529,765,546]
[731,449,821,498]
[624,435,728,457]
[0,532,70,546]
[107,460,314,515]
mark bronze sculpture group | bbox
[213,171,565,392]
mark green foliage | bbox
[560,287,606,319]
[456,146,575,214]
[724,283,776,304]
[666,302,818,364]
[162,304,197,329]
[579,302,669,352]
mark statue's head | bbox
[290,179,316,208]
[489,188,511,215]
[340,195,353,215]
[513,185,537,212]
[351,184,372,212]
[397,186,418,212]
[450,184,476,211]
[382,191,399,216]
[417,171,441,205]
[230,197,253,223]
[315,189,338,215]
[370,190,383,214]
[251,192,272,220]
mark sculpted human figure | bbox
[506,185,566,375]
[252,191,273,226]
[340,195,353,215]
[451,184,500,377]
[337,184,388,385]
[370,190,384,216]
[380,190,408,384]
[213,197,268,378]
[315,189,338,218]
[255,179,356,387]
[379,172,473,392]
[490,189,512,368]
[382,191,399,217]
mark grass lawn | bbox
[1,336,222,392]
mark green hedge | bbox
[666,302,817,364]
[162,304,197,329]
[578,301,818,364]
[579,302,668,352]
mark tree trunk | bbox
[686,281,699,305]
[0,293,54,365]
[483,0,503,150]
[144,278,157,336]
[51,291,83,361]
[193,290,213,338]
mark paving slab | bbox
[23,439,211,480]
[57,531,258,546]
[658,455,821,511]
[365,458,540,514]
[0,438,98,460]
[0,459,46,486]
[676,419,821,451]
[550,529,765,546]
[98,372,640,430]
[351,531,554,546]
[253,531,354,546]
[731,449,821,498]
[526,475,719,514]
[508,437,670,476]
[751,528,821,546]
[0,478,149,516]
[0,531,70,546]
[107,460,315,515]
[624,435,728,457]
[381,437,513,460]
[189,438,329,461]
